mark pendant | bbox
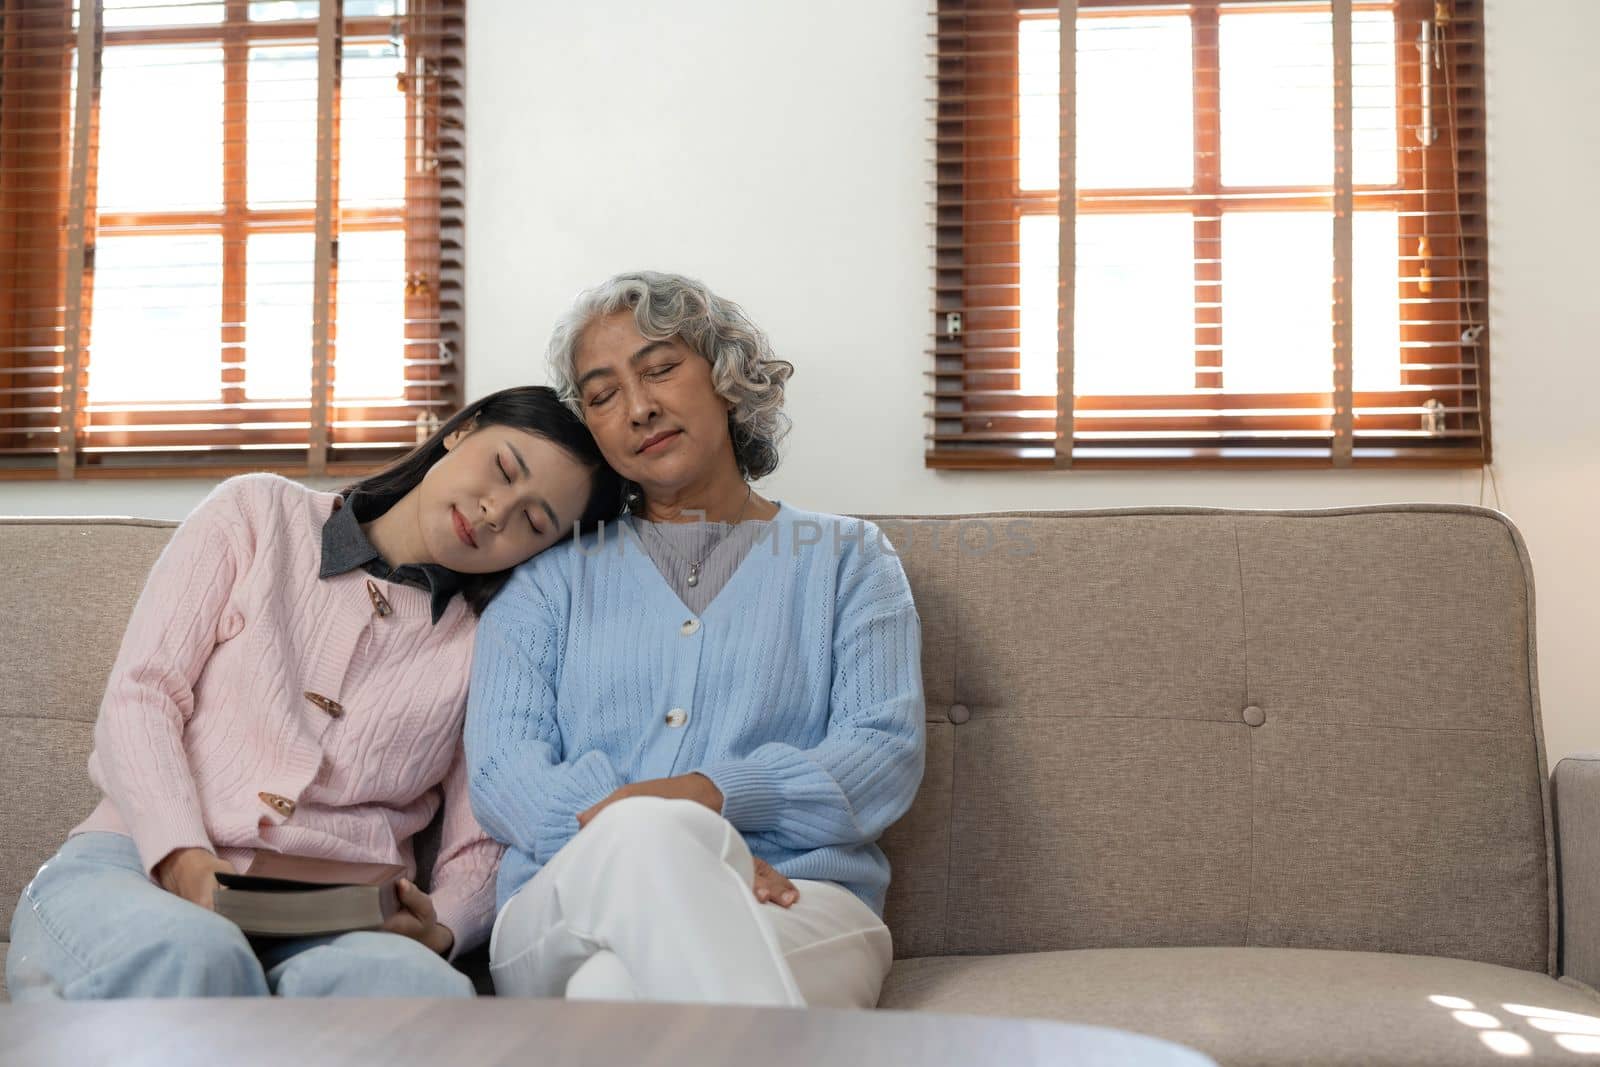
[687,563,701,588]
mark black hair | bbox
[343,386,624,615]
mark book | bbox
[213,853,406,938]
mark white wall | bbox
[3,0,1595,759]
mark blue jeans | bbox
[6,833,473,1000]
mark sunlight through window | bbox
[248,46,318,209]
[334,232,407,400]
[246,234,315,401]
[99,46,223,212]
[1219,10,1397,186]
[1503,1004,1600,1027]
[341,43,407,206]
[1430,995,1475,1010]
[1220,212,1400,393]
[1480,1031,1533,1058]
[1020,213,1197,397]
[1527,1016,1600,1036]
[1019,16,1193,191]
[1556,1034,1600,1055]
[88,237,222,403]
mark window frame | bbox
[929,0,1490,471]
[0,0,462,481]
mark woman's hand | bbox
[752,857,799,908]
[577,777,793,906]
[154,847,236,910]
[382,878,455,956]
[576,772,724,829]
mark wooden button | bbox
[258,792,296,817]
[304,691,345,718]
[365,579,393,618]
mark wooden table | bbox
[0,998,1215,1066]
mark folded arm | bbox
[426,739,507,958]
[92,482,257,876]
[702,541,926,852]
[465,571,624,865]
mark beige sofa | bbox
[3,504,1598,1065]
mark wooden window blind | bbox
[0,0,464,480]
[930,0,1489,469]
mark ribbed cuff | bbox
[701,758,787,832]
[431,888,494,961]
[125,801,216,879]
[532,753,623,860]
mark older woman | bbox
[464,271,924,1008]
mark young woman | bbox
[7,386,622,1001]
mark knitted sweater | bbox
[466,504,926,916]
[71,474,502,954]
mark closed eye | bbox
[496,457,512,484]
[644,362,678,379]
[587,389,616,407]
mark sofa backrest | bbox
[0,504,1555,988]
[870,505,1554,975]
[1,517,179,983]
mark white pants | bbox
[488,796,893,1008]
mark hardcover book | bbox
[213,853,405,937]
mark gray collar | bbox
[318,490,463,624]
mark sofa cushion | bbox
[0,519,176,948]
[880,946,1600,1066]
[1234,514,1549,971]
[0,716,96,939]
[870,507,1550,972]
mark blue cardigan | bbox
[465,503,926,916]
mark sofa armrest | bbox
[1554,754,1600,987]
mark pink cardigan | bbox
[73,473,502,954]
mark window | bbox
[930,0,1488,469]
[0,0,464,479]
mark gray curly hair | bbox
[546,271,795,482]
